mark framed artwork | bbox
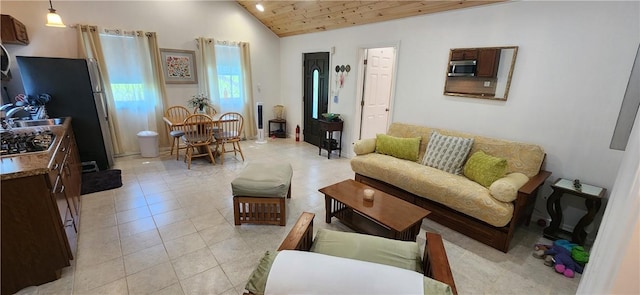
[160,48,198,84]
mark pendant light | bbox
[46,0,66,27]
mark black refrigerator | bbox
[17,56,114,171]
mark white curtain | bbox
[196,37,219,111]
[99,29,165,155]
[76,25,121,153]
[196,39,256,138]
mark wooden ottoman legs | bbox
[233,185,290,226]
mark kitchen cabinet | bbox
[1,124,81,295]
[476,48,501,78]
[1,14,29,45]
[450,49,478,61]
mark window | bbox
[215,44,244,113]
[95,30,163,154]
[312,69,319,119]
[100,33,155,109]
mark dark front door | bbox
[303,52,329,147]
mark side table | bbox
[268,119,286,138]
[317,119,343,159]
[543,178,606,245]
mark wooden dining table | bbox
[163,113,224,158]
[163,113,223,128]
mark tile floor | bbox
[16,138,581,294]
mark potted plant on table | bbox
[187,93,212,113]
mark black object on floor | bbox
[81,169,123,195]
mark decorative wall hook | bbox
[334,64,350,88]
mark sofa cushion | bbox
[422,131,474,175]
[464,151,508,187]
[375,134,421,161]
[489,173,530,202]
[387,123,545,178]
[354,138,377,155]
[351,153,513,227]
[310,229,422,272]
[231,163,293,198]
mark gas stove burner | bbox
[1,130,55,156]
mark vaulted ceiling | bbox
[236,1,505,37]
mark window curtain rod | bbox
[70,24,153,37]
[194,38,244,46]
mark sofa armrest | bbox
[278,212,315,251]
[423,232,458,295]
[518,170,552,196]
[353,138,377,155]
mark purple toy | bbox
[544,244,584,278]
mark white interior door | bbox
[360,47,395,139]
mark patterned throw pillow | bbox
[422,131,474,174]
[375,134,421,161]
[463,150,508,187]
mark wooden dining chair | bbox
[193,105,217,117]
[165,106,191,160]
[182,114,216,169]
[215,112,245,164]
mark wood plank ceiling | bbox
[236,1,505,37]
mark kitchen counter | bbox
[0,117,72,180]
[1,116,82,294]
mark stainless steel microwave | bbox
[448,60,476,77]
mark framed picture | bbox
[160,48,198,84]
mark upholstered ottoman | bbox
[232,162,293,226]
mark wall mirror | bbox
[443,46,518,100]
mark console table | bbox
[317,119,343,159]
[543,178,606,245]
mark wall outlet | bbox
[484,81,491,87]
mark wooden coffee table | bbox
[319,179,430,241]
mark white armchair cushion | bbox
[264,250,452,295]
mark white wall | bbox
[577,106,640,294]
[280,1,639,236]
[0,1,281,117]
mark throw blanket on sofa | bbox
[264,250,452,295]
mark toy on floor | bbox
[532,244,554,266]
[544,241,584,278]
[571,245,590,264]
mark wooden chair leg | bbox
[170,137,176,155]
[236,141,245,161]
[220,142,226,165]
[186,147,193,169]
[206,145,216,165]
[176,137,182,161]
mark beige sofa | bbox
[350,122,551,252]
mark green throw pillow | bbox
[245,251,278,295]
[310,229,423,272]
[464,150,508,187]
[375,134,421,161]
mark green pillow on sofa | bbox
[310,229,422,272]
[375,134,421,161]
[464,150,507,187]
